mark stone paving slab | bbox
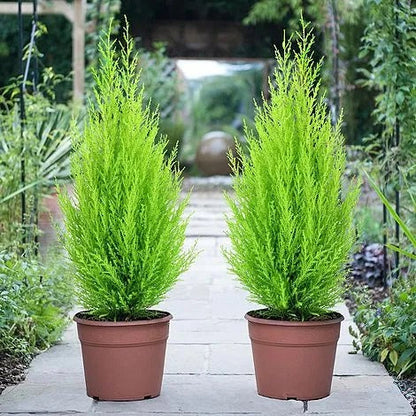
[334,346,388,376]
[307,376,412,415]
[0,374,93,414]
[165,345,209,374]
[1,191,412,416]
[158,300,212,320]
[23,343,83,381]
[168,319,249,344]
[91,375,304,415]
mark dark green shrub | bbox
[0,251,74,356]
[351,173,416,377]
[224,23,360,321]
[355,206,383,244]
[353,276,416,377]
[59,25,195,321]
[0,70,79,254]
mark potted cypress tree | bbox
[224,23,360,401]
[58,24,195,401]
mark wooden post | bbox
[0,1,85,101]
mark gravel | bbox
[395,376,416,415]
[0,352,29,394]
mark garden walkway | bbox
[0,190,412,415]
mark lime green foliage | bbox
[225,24,360,321]
[352,276,416,377]
[59,25,195,321]
[0,250,74,356]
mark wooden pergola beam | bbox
[0,0,85,101]
[0,1,73,21]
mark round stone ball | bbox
[195,131,236,176]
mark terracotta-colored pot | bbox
[246,311,343,401]
[74,312,172,401]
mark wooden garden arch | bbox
[0,0,86,101]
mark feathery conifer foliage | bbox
[225,23,360,321]
[59,24,195,321]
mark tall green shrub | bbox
[360,0,416,176]
[0,250,74,356]
[59,25,195,321]
[225,23,360,321]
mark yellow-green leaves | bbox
[59,23,195,320]
[225,22,360,321]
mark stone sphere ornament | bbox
[195,131,236,176]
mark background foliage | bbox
[0,0,379,145]
[360,0,416,181]
[137,42,184,157]
[179,63,263,162]
[0,70,77,253]
[0,251,74,356]
[353,275,416,377]
[0,12,77,360]
[0,13,72,101]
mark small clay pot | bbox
[246,312,343,401]
[74,312,172,401]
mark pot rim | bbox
[73,310,173,327]
[245,310,344,327]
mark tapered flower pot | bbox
[74,312,172,401]
[246,311,343,401]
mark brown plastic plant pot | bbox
[246,311,344,401]
[74,311,172,401]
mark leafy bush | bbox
[360,0,416,184]
[0,251,74,356]
[355,206,383,244]
[224,23,360,321]
[59,25,195,321]
[0,27,77,361]
[352,276,416,377]
[350,172,416,377]
[0,70,79,253]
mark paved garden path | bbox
[0,191,412,415]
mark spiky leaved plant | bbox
[59,24,195,321]
[225,23,360,321]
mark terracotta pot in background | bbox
[74,312,172,401]
[195,131,236,176]
[246,312,344,401]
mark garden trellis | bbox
[18,0,37,249]
[0,0,86,100]
[1,0,83,251]
[362,0,416,285]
